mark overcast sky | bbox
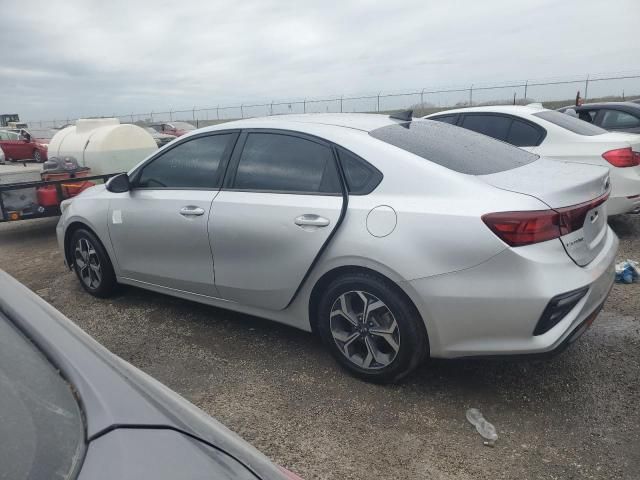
[1,0,638,121]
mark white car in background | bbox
[424,105,640,215]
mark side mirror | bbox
[106,173,131,193]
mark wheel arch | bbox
[307,265,429,350]
[63,221,103,269]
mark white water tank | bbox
[48,118,157,175]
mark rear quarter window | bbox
[369,121,538,175]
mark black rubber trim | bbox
[283,143,350,309]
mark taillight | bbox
[482,192,609,247]
[278,466,304,480]
[602,147,640,167]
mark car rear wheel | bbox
[33,149,42,163]
[317,272,428,383]
[70,229,118,298]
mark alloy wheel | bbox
[33,150,41,163]
[329,290,400,370]
[74,238,102,289]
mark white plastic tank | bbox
[48,118,157,175]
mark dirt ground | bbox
[0,214,638,480]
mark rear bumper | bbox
[404,227,618,358]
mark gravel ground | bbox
[0,215,638,480]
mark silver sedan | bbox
[57,113,618,383]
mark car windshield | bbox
[171,122,195,130]
[369,120,538,175]
[0,313,84,479]
[533,110,607,135]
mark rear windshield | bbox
[369,120,538,175]
[0,314,84,479]
[533,110,606,136]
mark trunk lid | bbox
[595,131,640,153]
[479,157,611,266]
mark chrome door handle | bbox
[180,206,205,216]
[294,214,330,227]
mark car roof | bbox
[572,102,640,110]
[199,113,403,134]
[424,104,547,117]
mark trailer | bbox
[0,171,118,222]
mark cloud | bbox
[0,0,638,121]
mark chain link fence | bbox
[26,72,640,129]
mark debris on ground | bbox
[466,408,499,447]
[615,259,639,284]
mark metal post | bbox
[169,110,173,121]
[270,101,274,115]
[340,95,343,113]
[377,92,381,112]
[216,105,220,120]
[303,98,306,113]
[513,92,516,105]
[584,74,590,102]
[240,104,244,118]
[192,107,196,122]
[469,84,473,106]
[524,80,528,100]
[420,88,425,109]
[150,111,154,122]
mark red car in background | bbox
[149,121,196,137]
[0,129,49,162]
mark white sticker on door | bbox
[112,209,123,224]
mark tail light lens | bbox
[278,466,304,480]
[482,192,609,247]
[602,147,640,167]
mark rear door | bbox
[210,130,344,310]
[108,132,238,296]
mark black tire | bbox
[69,228,118,298]
[317,272,428,384]
[33,150,42,163]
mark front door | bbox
[108,132,237,296]
[210,131,344,310]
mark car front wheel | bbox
[33,149,42,163]
[317,272,428,383]
[70,229,118,298]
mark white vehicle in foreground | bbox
[424,105,640,215]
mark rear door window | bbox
[506,119,544,147]
[369,121,538,175]
[232,132,341,194]
[460,114,511,141]
[599,110,640,129]
[430,114,459,125]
